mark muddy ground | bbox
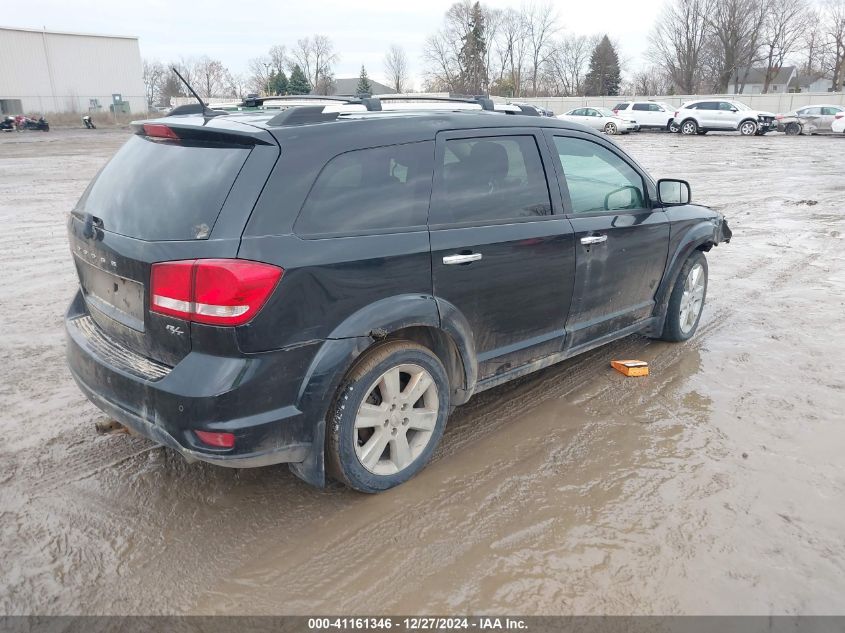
[1,128,843,616]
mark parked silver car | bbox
[556,107,638,135]
[775,104,845,135]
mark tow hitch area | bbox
[94,418,129,435]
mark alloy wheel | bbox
[740,121,757,135]
[605,122,617,135]
[353,364,439,475]
[679,263,705,334]
[682,121,696,135]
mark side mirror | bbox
[730,107,738,112]
[657,179,691,206]
[604,185,642,210]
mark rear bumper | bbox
[65,291,318,468]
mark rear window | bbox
[77,135,250,241]
[295,141,434,236]
[614,103,629,110]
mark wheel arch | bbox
[651,223,718,328]
[288,294,477,487]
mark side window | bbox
[697,102,717,110]
[433,135,551,225]
[804,107,822,115]
[822,107,840,115]
[649,103,663,112]
[553,136,646,214]
[632,103,649,111]
[570,108,584,116]
[295,141,434,236]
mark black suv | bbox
[65,99,731,493]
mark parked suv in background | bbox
[673,99,776,136]
[65,97,731,493]
[613,101,676,131]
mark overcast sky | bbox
[11,0,657,86]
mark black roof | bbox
[134,106,599,148]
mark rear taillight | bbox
[775,114,783,119]
[194,430,235,448]
[674,111,679,117]
[150,259,283,326]
[143,123,179,139]
[612,109,618,114]
[836,112,844,119]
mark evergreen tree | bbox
[584,35,621,96]
[458,2,488,95]
[357,65,372,95]
[287,65,311,95]
[270,70,288,95]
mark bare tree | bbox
[194,56,230,99]
[268,45,288,75]
[142,59,166,109]
[827,0,845,90]
[492,7,529,96]
[648,0,713,94]
[631,65,674,95]
[759,0,807,91]
[383,44,410,93]
[545,34,594,96]
[422,1,477,93]
[523,2,559,96]
[706,0,768,92]
[291,35,339,93]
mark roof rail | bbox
[242,94,365,108]
[375,95,495,111]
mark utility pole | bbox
[263,62,272,96]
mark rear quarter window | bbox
[295,141,434,236]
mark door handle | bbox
[580,235,607,245]
[443,253,482,265]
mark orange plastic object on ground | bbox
[610,360,649,377]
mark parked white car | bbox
[612,100,676,130]
[556,107,637,134]
[673,99,777,136]
[833,111,845,134]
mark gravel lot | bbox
[1,127,844,616]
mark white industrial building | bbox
[0,25,145,115]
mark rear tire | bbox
[661,251,708,342]
[326,341,450,493]
[680,119,698,135]
[668,121,679,133]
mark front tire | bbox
[784,122,800,135]
[327,342,450,493]
[680,119,698,135]
[661,251,708,342]
[604,122,618,135]
[739,119,758,136]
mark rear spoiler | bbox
[130,120,275,146]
